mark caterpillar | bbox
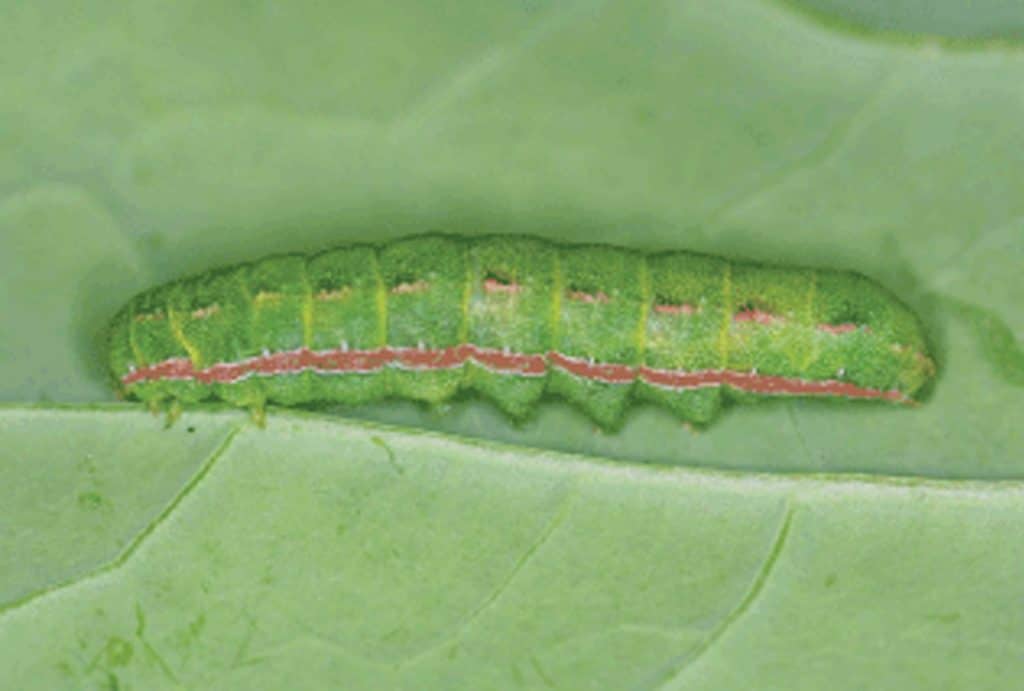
[107,234,936,427]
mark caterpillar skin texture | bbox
[108,234,936,427]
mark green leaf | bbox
[1,0,1022,688]
[3,407,1024,690]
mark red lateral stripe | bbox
[393,346,464,370]
[546,351,636,384]
[121,345,548,385]
[637,366,721,389]
[720,370,905,401]
[137,357,194,380]
[464,345,546,375]
[634,366,904,398]
[121,345,907,402]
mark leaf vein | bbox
[641,502,796,691]
[396,485,577,668]
[387,0,609,144]
[0,424,243,622]
[699,65,906,231]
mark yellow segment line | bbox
[635,256,650,365]
[550,249,562,348]
[301,263,314,348]
[718,262,732,369]
[168,303,202,367]
[801,269,818,372]
[127,303,147,367]
[459,242,472,343]
[373,249,388,346]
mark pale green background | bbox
[1,1,1022,688]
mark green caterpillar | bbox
[107,234,936,427]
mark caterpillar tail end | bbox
[903,350,939,405]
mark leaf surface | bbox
[3,408,1023,690]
